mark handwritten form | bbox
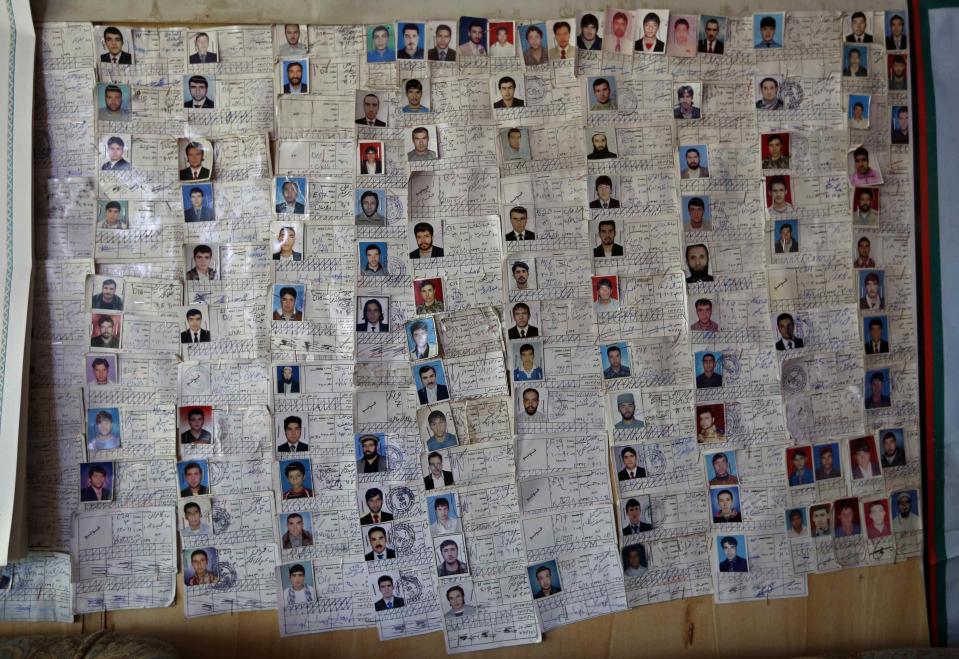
[24,8,919,645]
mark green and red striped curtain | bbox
[914,0,959,646]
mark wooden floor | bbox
[0,558,929,657]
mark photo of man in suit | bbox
[184,75,215,108]
[416,363,449,404]
[186,244,216,280]
[189,32,218,63]
[617,446,646,480]
[374,575,404,610]
[278,415,308,452]
[275,181,305,214]
[696,352,722,387]
[594,219,624,257]
[101,136,131,170]
[365,527,396,561]
[505,207,534,241]
[880,431,906,468]
[101,27,133,63]
[356,93,387,126]
[865,318,889,354]
[360,488,394,525]
[424,451,454,490]
[357,298,389,333]
[282,61,307,94]
[398,23,424,59]
[622,498,652,535]
[410,222,444,258]
[698,17,725,53]
[92,278,123,311]
[184,186,214,222]
[508,302,538,339]
[425,23,455,61]
[775,313,804,350]
[179,141,210,181]
[718,536,748,572]
[80,464,112,502]
[774,222,799,253]
[282,514,314,548]
[180,410,212,445]
[181,308,210,344]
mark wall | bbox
[9,1,928,656]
